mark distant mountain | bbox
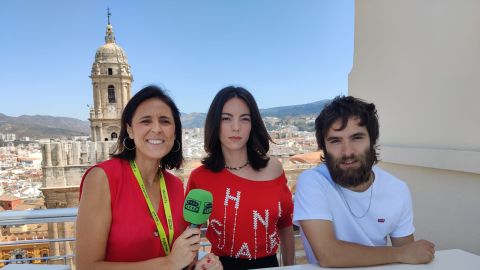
[0,100,329,138]
[0,113,89,139]
[260,100,330,117]
[181,112,207,129]
[180,99,329,128]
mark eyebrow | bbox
[351,132,367,138]
[326,135,340,141]
[138,115,172,120]
[326,131,367,141]
[221,113,251,117]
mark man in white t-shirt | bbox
[293,96,435,267]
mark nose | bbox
[232,119,240,132]
[341,141,354,157]
[151,121,162,133]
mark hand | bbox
[397,239,435,264]
[195,253,223,270]
[167,227,201,269]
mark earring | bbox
[123,137,136,150]
[171,139,181,153]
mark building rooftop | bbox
[289,151,323,164]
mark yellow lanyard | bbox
[130,160,174,255]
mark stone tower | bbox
[89,15,132,142]
[39,12,130,267]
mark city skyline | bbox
[0,1,354,120]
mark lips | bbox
[340,159,360,168]
[343,159,356,164]
[147,139,165,145]
[228,136,242,140]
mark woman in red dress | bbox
[76,85,222,270]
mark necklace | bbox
[225,160,249,171]
[335,172,375,219]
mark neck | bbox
[222,146,248,168]
[348,171,375,192]
[134,155,160,187]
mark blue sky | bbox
[0,1,354,120]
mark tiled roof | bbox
[0,194,21,201]
[289,151,323,164]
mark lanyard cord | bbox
[130,160,174,255]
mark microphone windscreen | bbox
[183,189,213,225]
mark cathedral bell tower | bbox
[89,10,132,142]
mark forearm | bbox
[315,240,400,268]
[279,226,295,266]
[77,256,177,270]
[318,234,414,267]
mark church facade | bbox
[38,17,132,266]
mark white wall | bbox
[350,0,480,254]
[379,162,480,255]
[350,0,480,152]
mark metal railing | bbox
[0,208,78,226]
[0,208,303,266]
[0,208,77,266]
[0,208,214,266]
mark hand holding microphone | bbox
[183,189,213,229]
[178,189,213,270]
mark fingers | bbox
[418,240,435,263]
[418,240,436,256]
[169,228,203,268]
[180,228,201,249]
[418,239,435,249]
[181,227,202,238]
[196,253,222,270]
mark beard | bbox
[325,147,376,188]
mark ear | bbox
[126,124,133,139]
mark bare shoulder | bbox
[80,167,110,201]
[264,156,284,179]
[76,167,112,268]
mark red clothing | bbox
[187,166,293,260]
[79,158,186,262]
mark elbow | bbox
[318,259,341,268]
[317,258,335,268]
[318,261,331,268]
[315,250,341,268]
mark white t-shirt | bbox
[293,164,415,265]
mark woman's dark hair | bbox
[315,95,380,163]
[202,86,272,172]
[112,85,183,170]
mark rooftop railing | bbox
[0,208,303,267]
[0,208,78,226]
[0,208,77,266]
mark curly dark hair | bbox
[315,95,380,163]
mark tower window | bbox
[111,132,118,140]
[108,68,113,75]
[108,85,116,103]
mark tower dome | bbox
[93,24,129,65]
[95,43,128,64]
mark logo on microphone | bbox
[203,202,212,214]
[185,199,200,213]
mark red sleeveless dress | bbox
[80,158,186,261]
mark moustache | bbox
[339,155,358,163]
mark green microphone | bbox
[183,189,213,228]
